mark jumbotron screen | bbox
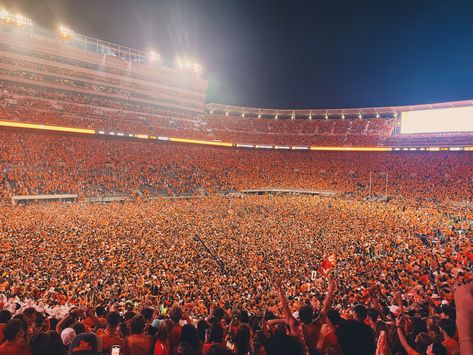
[401,106,473,134]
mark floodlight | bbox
[58,25,74,40]
[192,63,203,75]
[176,56,203,76]
[376,112,380,119]
[0,10,32,27]
[148,50,161,63]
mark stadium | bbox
[0,3,472,355]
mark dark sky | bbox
[4,0,473,109]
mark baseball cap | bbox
[61,327,76,346]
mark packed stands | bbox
[1,25,473,150]
[0,79,395,146]
[0,25,207,120]
[1,130,472,203]
[202,114,394,146]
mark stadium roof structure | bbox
[206,99,473,119]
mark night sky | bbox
[4,0,473,109]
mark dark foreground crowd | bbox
[0,282,471,355]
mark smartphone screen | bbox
[226,340,235,351]
[111,345,121,355]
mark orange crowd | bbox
[1,130,473,203]
[0,31,473,355]
[0,196,472,354]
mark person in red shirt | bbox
[153,320,174,355]
[125,314,153,355]
[438,319,459,355]
[203,324,225,355]
[100,311,125,355]
[0,311,12,345]
[169,307,183,352]
[82,306,107,332]
[317,310,343,355]
[0,319,31,355]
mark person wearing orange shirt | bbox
[82,306,107,332]
[124,315,153,355]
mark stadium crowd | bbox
[1,131,473,202]
[0,195,472,355]
[0,80,393,146]
[0,42,206,97]
[0,27,472,355]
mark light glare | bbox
[176,57,203,76]
[0,10,32,27]
[58,25,74,39]
[148,50,161,63]
[401,106,473,134]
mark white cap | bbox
[61,327,76,346]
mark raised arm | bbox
[396,291,404,315]
[276,281,301,338]
[267,318,287,327]
[320,278,336,316]
[371,296,389,322]
[454,283,473,355]
[395,316,417,355]
[55,309,81,334]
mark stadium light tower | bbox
[148,50,161,64]
[58,25,74,40]
[192,62,203,76]
[176,57,203,76]
[0,10,33,27]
